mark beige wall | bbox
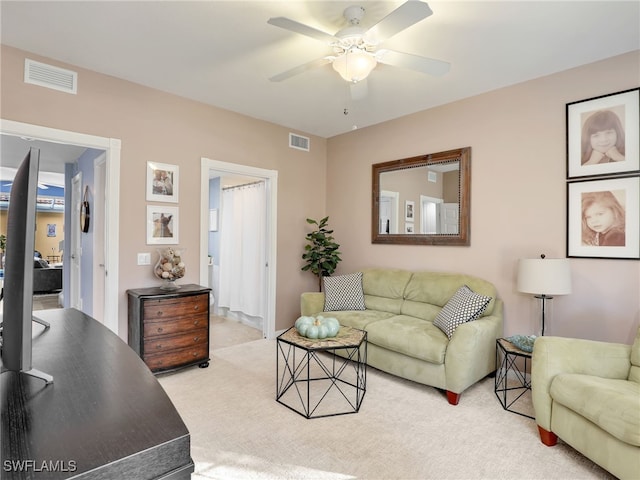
[1,208,64,262]
[1,45,326,337]
[327,51,640,345]
[3,44,638,345]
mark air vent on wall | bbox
[24,59,77,94]
[289,133,310,152]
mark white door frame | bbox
[1,119,121,336]
[70,172,82,309]
[93,153,107,323]
[200,158,277,340]
[380,190,399,234]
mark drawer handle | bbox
[194,320,200,326]
[193,305,200,311]
[156,311,164,317]
[192,352,198,357]
[193,336,200,342]
[157,327,164,333]
[156,344,163,349]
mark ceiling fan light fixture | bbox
[332,48,377,83]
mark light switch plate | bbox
[137,253,151,265]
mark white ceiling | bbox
[1,1,639,140]
[0,134,86,181]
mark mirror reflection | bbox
[372,147,470,246]
[378,162,460,235]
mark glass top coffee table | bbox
[276,326,367,419]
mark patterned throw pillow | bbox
[324,272,366,311]
[433,285,492,339]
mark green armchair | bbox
[531,327,640,480]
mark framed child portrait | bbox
[567,176,639,259]
[146,162,179,203]
[147,205,179,245]
[566,88,639,179]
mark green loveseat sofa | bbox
[300,268,503,405]
[531,327,640,480]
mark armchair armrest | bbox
[531,336,631,431]
[301,292,325,316]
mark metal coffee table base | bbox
[276,327,367,419]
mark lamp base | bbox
[534,294,554,336]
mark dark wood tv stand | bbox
[1,308,193,479]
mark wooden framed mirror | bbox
[372,147,471,246]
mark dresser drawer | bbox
[144,328,208,353]
[144,314,208,338]
[143,294,208,321]
[144,343,209,372]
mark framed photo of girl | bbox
[567,176,639,259]
[566,88,639,179]
[146,162,179,203]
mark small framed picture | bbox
[146,162,179,203]
[404,223,414,234]
[147,205,179,245]
[405,200,415,222]
[567,88,639,179]
[47,224,56,237]
[209,208,218,232]
[567,175,639,259]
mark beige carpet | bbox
[158,338,614,480]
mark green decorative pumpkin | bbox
[295,315,340,339]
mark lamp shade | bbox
[332,48,377,83]
[517,257,572,296]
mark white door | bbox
[441,203,460,234]
[380,190,399,234]
[420,195,443,234]
[70,172,82,309]
[92,154,106,323]
[379,197,392,234]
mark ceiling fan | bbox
[267,1,450,88]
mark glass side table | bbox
[276,326,367,419]
[494,338,534,419]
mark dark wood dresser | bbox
[127,284,211,374]
[1,308,193,479]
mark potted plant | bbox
[301,216,341,291]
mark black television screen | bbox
[1,146,52,384]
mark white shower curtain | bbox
[218,181,266,320]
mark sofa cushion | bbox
[404,271,497,317]
[362,268,413,314]
[323,273,366,311]
[326,309,395,331]
[550,373,640,446]
[365,315,448,364]
[399,300,442,322]
[433,285,491,339]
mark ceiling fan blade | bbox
[268,17,338,44]
[365,1,433,44]
[269,57,332,82]
[350,79,369,101]
[376,49,450,76]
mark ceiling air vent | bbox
[24,59,78,94]
[289,133,310,152]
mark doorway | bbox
[0,119,121,335]
[199,158,277,340]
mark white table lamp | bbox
[517,254,572,336]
